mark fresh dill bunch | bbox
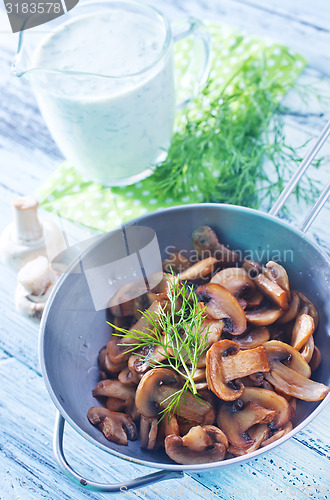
[150,58,321,211]
[108,277,210,421]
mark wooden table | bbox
[0,1,329,499]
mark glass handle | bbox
[173,18,212,109]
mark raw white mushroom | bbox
[0,196,65,271]
[15,256,60,321]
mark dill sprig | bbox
[150,59,322,212]
[108,277,210,421]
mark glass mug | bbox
[13,0,211,186]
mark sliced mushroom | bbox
[165,425,228,464]
[206,340,270,401]
[196,283,246,335]
[242,259,262,279]
[108,281,148,317]
[107,298,168,365]
[197,318,224,348]
[297,292,319,329]
[217,400,276,448]
[211,267,263,307]
[261,421,293,447]
[93,380,137,419]
[87,407,137,445]
[299,335,314,364]
[178,257,218,282]
[264,261,290,300]
[135,368,213,424]
[242,373,274,391]
[128,345,167,375]
[99,346,127,377]
[291,314,314,351]
[191,225,239,265]
[228,424,270,456]
[255,274,289,310]
[309,345,321,372]
[140,416,159,449]
[227,327,270,350]
[105,397,126,413]
[277,291,300,324]
[245,303,283,326]
[118,367,142,386]
[239,387,292,428]
[264,340,329,401]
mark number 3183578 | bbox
[5,2,62,14]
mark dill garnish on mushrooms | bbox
[108,277,210,421]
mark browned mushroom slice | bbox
[178,257,218,282]
[217,400,276,448]
[196,283,246,335]
[291,314,315,351]
[245,303,283,326]
[177,416,200,436]
[135,368,213,423]
[199,318,224,347]
[242,259,262,279]
[229,327,270,350]
[260,421,293,447]
[297,292,319,329]
[107,298,168,365]
[105,397,126,413]
[264,340,329,401]
[243,374,274,391]
[93,380,136,417]
[277,291,300,324]
[118,367,142,386]
[299,335,314,364]
[309,345,321,371]
[264,261,290,300]
[128,345,167,375]
[264,340,311,377]
[165,425,228,464]
[191,225,239,265]
[87,407,137,445]
[239,387,292,428]
[98,346,127,377]
[228,424,270,456]
[163,253,192,274]
[108,280,148,317]
[206,340,270,401]
[211,267,255,295]
[140,416,159,449]
[255,274,289,310]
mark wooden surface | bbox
[0,1,329,499]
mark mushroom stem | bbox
[12,197,43,242]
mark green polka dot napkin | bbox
[38,23,306,232]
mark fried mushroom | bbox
[165,425,228,464]
[87,407,137,445]
[206,340,270,401]
[196,283,246,335]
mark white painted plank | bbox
[234,0,330,32]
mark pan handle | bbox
[269,120,330,217]
[53,412,184,493]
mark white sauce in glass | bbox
[32,9,176,184]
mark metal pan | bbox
[39,121,330,492]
